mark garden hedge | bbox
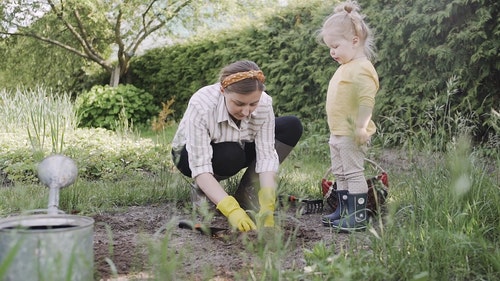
[129,0,498,146]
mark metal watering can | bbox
[0,155,94,281]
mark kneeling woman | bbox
[171,60,303,232]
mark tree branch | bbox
[142,1,156,32]
[115,9,127,74]
[129,0,191,55]
[115,9,125,53]
[1,31,111,72]
[46,0,110,71]
[73,8,103,60]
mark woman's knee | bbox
[275,116,303,146]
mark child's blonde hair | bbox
[319,1,376,60]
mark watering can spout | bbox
[47,186,60,215]
[37,154,78,214]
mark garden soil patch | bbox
[92,149,416,280]
[93,202,354,281]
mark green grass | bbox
[288,137,499,281]
[370,139,500,280]
[0,87,499,280]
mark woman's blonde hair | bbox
[318,1,376,60]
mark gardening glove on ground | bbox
[216,195,256,232]
[256,187,276,228]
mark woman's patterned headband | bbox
[221,70,266,89]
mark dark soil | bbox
[92,202,352,281]
[92,149,413,280]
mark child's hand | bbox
[355,106,372,146]
[355,127,369,146]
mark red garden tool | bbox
[178,220,228,238]
[278,195,324,214]
[321,158,389,215]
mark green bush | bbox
[130,0,499,148]
[130,2,331,121]
[0,127,172,184]
[364,0,499,146]
[76,84,158,129]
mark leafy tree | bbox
[0,0,283,87]
[0,22,96,93]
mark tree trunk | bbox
[110,65,121,87]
